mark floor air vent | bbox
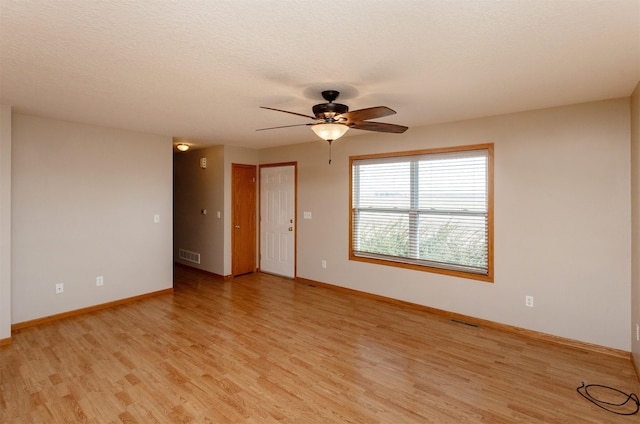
[451,319,480,328]
[179,249,201,264]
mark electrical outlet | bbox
[96,276,104,287]
[321,260,327,269]
[55,283,64,294]
[525,296,534,307]
[636,324,639,342]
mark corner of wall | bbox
[630,80,640,378]
[0,105,12,340]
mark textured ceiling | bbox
[1,0,639,149]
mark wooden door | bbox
[260,164,296,278]
[232,164,256,276]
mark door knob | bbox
[235,225,240,229]
[288,227,293,231]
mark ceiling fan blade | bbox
[339,106,396,123]
[349,121,408,133]
[260,106,316,120]
[256,123,313,131]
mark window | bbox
[350,144,493,282]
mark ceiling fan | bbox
[257,90,408,145]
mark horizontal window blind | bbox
[351,146,491,276]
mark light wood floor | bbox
[1,266,639,423]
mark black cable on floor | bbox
[577,382,639,415]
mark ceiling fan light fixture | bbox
[311,123,349,142]
[176,143,190,152]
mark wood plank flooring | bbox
[1,265,639,423]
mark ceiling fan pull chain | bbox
[328,141,332,164]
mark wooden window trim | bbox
[349,143,494,283]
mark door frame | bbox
[259,162,297,278]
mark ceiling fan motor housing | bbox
[312,90,349,120]
[312,102,349,120]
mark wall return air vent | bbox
[179,249,201,264]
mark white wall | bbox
[631,81,640,368]
[0,105,11,340]
[11,114,173,323]
[259,98,632,351]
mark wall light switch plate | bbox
[304,212,312,219]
